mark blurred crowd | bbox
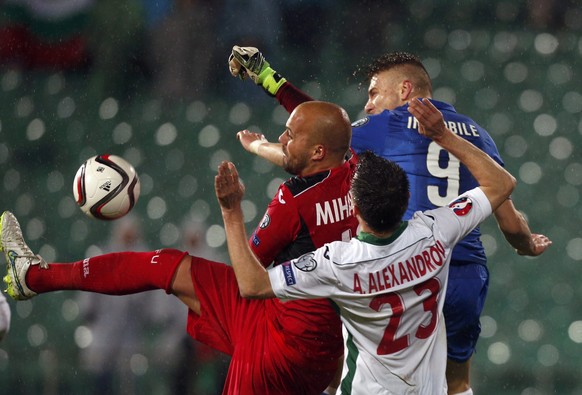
[1,0,579,104]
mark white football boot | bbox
[1,211,48,300]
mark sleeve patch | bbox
[259,214,271,229]
[351,117,370,128]
[293,252,317,272]
[252,234,261,246]
[448,196,473,216]
[282,262,296,286]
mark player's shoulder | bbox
[351,109,395,130]
[418,188,489,221]
[434,100,484,127]
[283,171,330,197]
[313,239,360,267]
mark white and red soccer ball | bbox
[73,154,141,220]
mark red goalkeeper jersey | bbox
[187,150,360,394]
[250,150,359,363]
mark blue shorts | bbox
[443,263,489,362]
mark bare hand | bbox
[517,233,552,256]
[407,98,448,140]
[215,161,245,210]
[237,130,268,154]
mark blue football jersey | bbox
[351,99,504,265]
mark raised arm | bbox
[408,98,516,211]
[229,46,319,166]
[214,161,275,299]
[229,46,313,113]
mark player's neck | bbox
[360,223,394,239]
[300,159,344,177]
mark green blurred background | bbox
[1,0,581,394]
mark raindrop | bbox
[27,324,47,347]
[207,224,226,248]
[229,102,252,125]
[159,223,180,246]
[186,101,208,123]
[533,114,557,136]
[480,315,497,338]
[99,97,119,120]
[487,342,511,364]
[517,319,543,342]
[549,137,572,160]
[566,238,582,260]
[518,90,543,112]
[57,97,76,118]
[504,62,528,83]
[74,326,93,348]
[518,162,542,184]
[567,320,582,343]
[534,33,559,55]
[198,124,220,148]
[241,199,257,224]
[155,123,177,146]
[147,196,167,219]
[537,344,559,367]
[26,118,45,141]
[112,122,133,144]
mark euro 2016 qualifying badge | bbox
[293,253,317,272]
[448,196,473,216]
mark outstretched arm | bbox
[408,98,516,211]
[229,45,313,113]
[237,130,285,167]
[229,46,317,167]
[215,161,275,299]
[494,199,552,256]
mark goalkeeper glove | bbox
[228,45,287,96]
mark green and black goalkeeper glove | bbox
[228,45,287,96]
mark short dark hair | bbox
[352,151,409,233]
[359,51,432,94]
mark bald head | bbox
[280,101,352,176]
[294,101,351,158]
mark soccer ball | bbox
[73,154,141,220]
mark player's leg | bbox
[446,358,472,394]
[170,255,200,314]
[1,210,188,301]
[443,263,489,395]
[322,356,344,395]
[182,257,337,394]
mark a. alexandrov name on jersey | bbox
[353,240,446,294]
[407,116,481,137]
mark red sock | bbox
[26,249,188,295]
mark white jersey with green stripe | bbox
[269,187,491,394]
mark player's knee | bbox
[170,253,194,295]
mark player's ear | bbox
[400,80,413,101]
[353,204,363,221]
[312,144,325,161]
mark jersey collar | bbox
[357,221,408,246]
[398,99,456,113]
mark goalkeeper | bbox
[229,46,551,395]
